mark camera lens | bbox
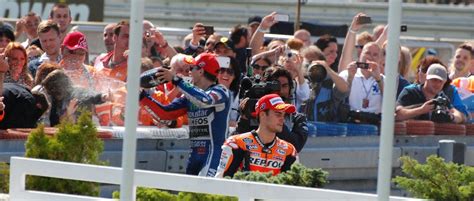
[309,64,327,83]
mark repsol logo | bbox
[189,117,209,126]
[249,157,283,168]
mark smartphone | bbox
[356,62,369,69]
[274,14,289,22]
[401,25,408,32]
[203,25,214,35]
[358,16,372,25]
[216,56,231,68]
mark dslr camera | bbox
[240,76,281,124]
[430,95,452,123]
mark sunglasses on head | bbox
[219,68,234,75]
[252,64,269,71]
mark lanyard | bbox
[360,77,374,99]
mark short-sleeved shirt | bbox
[397,84,454,121]
[339,69,383,114]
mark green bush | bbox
[232,162,328,188]
[113,163,327,200]
[393,155,474,201]
[113,187,237,201]
[0,162,8,193]
[25,110,105,196]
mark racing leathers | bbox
[140,76,230,177]
[215,131,297,178]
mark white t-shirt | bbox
[339,69,383,114]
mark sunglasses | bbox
[252,64,269,71]
[355,45,364,49]
[219,68,234,75]
[191,65,201,71]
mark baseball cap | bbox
[252,94,296,117]
[214,37,235,51]
[248,16,262,26]
[426,63,447,82]
[62,31,88,52]
[194,53,220,77]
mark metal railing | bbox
[8,157,424,201]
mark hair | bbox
[0,25,15,42]
[227,57,241,94]
[458,43,474,57]
[314,34,337,51]
[266,67,294,92]
[301,45,326,62]
[41,69,73,101]
[34,62,61,86]
[203,71,217,83]
[399,46,411,78]
[114,20,130,36]
[416,56,451,89]
[4,42,33,87]
[49,3,71,19]
[37,20,60,36]
[286,38,304,51]
[253,57,272,67]
[356,31,374,46]
[141,57,154,72]
[32,90,49,117]
[230,25,248,45]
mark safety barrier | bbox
[8,157,423,201]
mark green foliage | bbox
[113,187,237,201]
[113,163,325,200]
[393,155,474,201]
[231,163,328,188]
[25,110,105,196]
[0,162,8,193]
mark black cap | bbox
[214,37,235,51]
[248,16,262,26]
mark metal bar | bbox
[377,0,402,200]
[119,0,144,200]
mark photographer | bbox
[236,67,308,153]
[396,64,466,124]
[338,42,384,124]
[301,60,349,122]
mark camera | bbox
[308,63,327,83]
[356,62,369,69]
[431,95,452,123]
[140,67,168,88]
[240,76,281,123]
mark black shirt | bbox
[0,83,42,129]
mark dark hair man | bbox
[215,94,297,178]
[28,21,62,78]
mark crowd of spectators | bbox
[0,3,473,177]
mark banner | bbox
[0,0,104,22]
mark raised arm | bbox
[249,12,277,56]
[338,13,368,73]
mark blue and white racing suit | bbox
[140,77,231,177]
